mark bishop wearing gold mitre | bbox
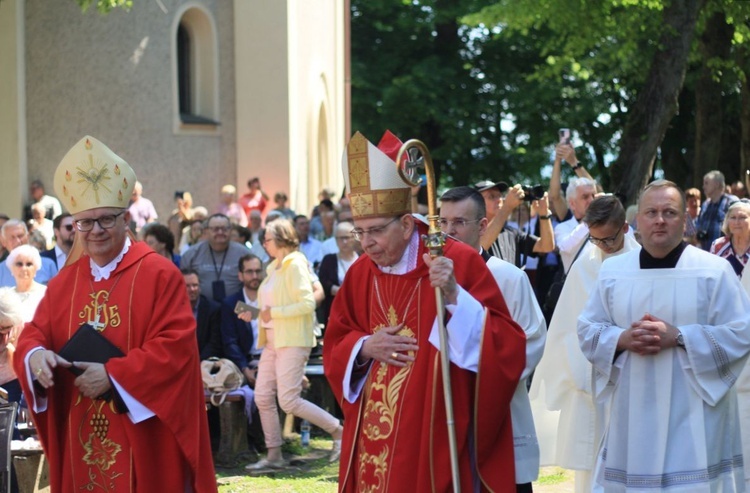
[14,136,217,492]
[323,131,526,492]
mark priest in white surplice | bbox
[579,180,750,492]
[439,186,547,492]
[738,264,750,491]
[530,195,639,493]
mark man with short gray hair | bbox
[697,169,737,250]
[0,220,58,287]
[554,177,597,271]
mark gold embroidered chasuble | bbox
[15,243,217,493]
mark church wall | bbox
[0,0,26,219]
[288,0,346,215]
[23,0,237,222]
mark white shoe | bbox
[245,458,286,471]
[329,439,342,462]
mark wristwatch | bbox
[573,163,583,170]
[676,330,685,348]
[538,214,552,220]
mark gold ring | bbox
[391,352,398,360]
[35,368,42,376]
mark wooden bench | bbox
[205,394,249,466]
[205,363,340,466]
[12,440,49,493]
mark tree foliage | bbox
[74,0,132,14]
[351,0,750,198]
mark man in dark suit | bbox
[182,268,223,452]
[40,213,75,271]
[220,253,263,386]
[181,268,223,360]
[220,253,265,454]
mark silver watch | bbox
[676,331,685,348]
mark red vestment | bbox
[323,231,526,492]
[14,242,217,492]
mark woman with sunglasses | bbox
[6,245,46,341]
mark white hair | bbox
[566,178,597,203]
[0,288,24,328]
[6,244,42,270]
[1,219,27,239]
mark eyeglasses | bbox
[351,217,400,242]
[336,236,352,241]
[438,218,481,229]
[208,226,229,233]
[588,230,623,248]
[74,211,125,232]
[14,261,35,268]
[243,269,263,275]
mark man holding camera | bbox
[554,178,597,272]
[475,180,555,268]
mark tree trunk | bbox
[609,0,704,205]
[740,47,750,190]
[693,11,733,185]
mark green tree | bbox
[74,0,132,13]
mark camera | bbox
[696,230,708,241]
[522,185,546,202]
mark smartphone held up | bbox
[559,128,571,145]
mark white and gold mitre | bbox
[53,136,136,214]
[342,131,411,219]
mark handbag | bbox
[543,237,588,314]
[201,357,243,406]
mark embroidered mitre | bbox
[342,131,412,219]
[54,136,136,214]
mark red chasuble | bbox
[324,230,526,492]
[14,242,217,493]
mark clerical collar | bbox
[480,247,492,263]
[91,237,131,281]
[639,241,687,269]
[378,228,420,275]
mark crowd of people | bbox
[0,130,749,492]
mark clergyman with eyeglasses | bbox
[577,180,750,490]
[323,131,526,491]
[530,194,640,491]
[14,136,218,492]
[181,213,251,302]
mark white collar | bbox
[90,237,131,282]
[378,229,420,275]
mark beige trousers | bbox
[254,329,340,449]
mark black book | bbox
[58,323,129,414]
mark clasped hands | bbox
[617,313,681,355]
[29,349,112,398]
[359,323,419,368]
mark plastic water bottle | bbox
[300,419,311,447]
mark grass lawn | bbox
[216,438,575,492]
